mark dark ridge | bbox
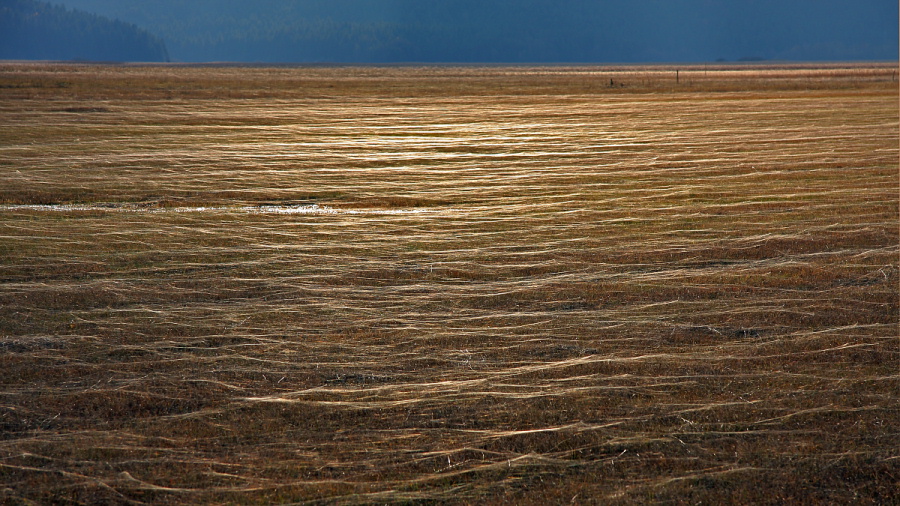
[0,0,169,62]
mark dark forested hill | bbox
[0,0,169,62]
[17,0,900,63]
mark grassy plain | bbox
[0,62,897,504]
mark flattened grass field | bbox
[0,63,897,504]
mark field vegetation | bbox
[0,62,897,504]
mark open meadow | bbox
[0,63,897,504]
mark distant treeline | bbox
[8,0,900,63]
[0,0,168,62]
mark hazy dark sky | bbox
[40,0,900,62]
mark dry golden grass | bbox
[0,62,897,504]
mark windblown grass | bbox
[0,62,897,504]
